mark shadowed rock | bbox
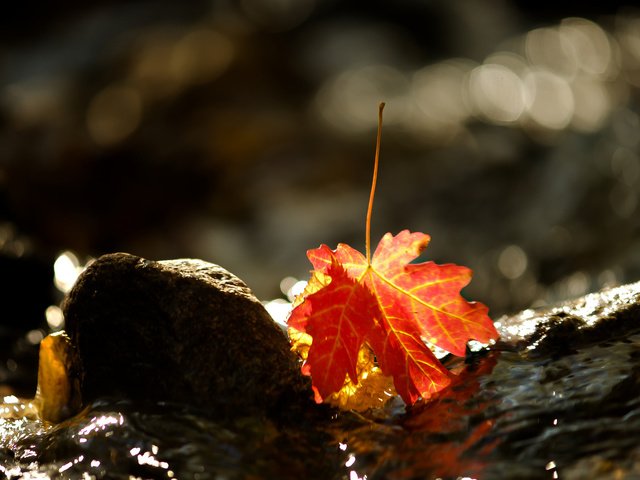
[62,253,311,420]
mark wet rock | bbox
[474,281,640,478]
[495,280,640,357]
[62,253,311,420]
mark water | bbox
[4,281,640,479]
[0,394,347,479]
[2,333,640,479]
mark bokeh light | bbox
[316,64,409,133]
[468,63,525,124]
[3,5,640,325]
[498,245,528,280]
[408,60,473,142]
[86,84,142,146]
[311,13,635,145]
[522,69,574,130]
[241,0,316,31]
[53,251,88,294]
[45,305,65,330]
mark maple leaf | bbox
[288,259,378,399]
[289,231,496,405]
[287,103,499,406]
[288,273,397,410]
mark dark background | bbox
[2,0,640,335]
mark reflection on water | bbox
[0,395,37,419]
[0,399,345,479]
[2,326,640,479]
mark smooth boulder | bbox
[62,252,311,420]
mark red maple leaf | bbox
[289,259,378,398]
[288,230,497,405]
[287,103,499,406]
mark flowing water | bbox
[3,281,640,479]
[2,333,640,479]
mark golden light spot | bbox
[169,29,234,86]
[498,245,528,280]
[45,305,65,330]
[241,0,316,31]
[86,84,142,146]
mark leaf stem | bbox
[366,102,385,264]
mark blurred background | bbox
[2,0,640,353]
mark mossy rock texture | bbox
[63,253,311,420]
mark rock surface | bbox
[495,280,640,355]
[62,252,311,420]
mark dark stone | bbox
[62,252,312,420]
[464,281,640,477]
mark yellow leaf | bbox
[324,344,396,411]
